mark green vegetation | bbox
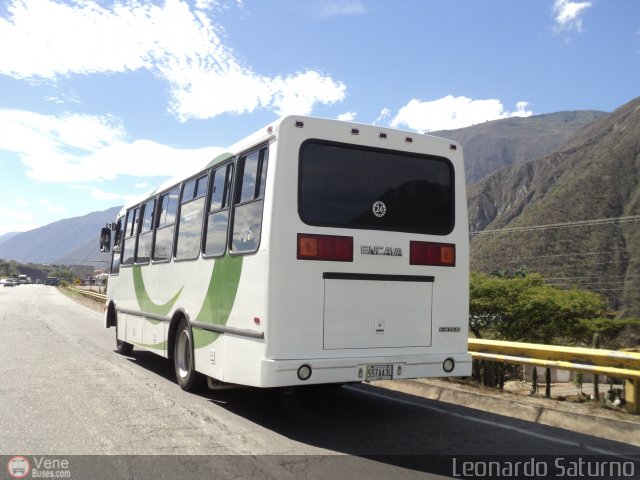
[468,270,640,392]
[470,272,604,344]
[0,259,20,277]
[575,317,640,350]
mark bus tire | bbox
[114,312,133,355]
[174,319,205,392]
[116,338,134,355]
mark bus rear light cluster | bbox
[410,241,456,267]
[297,233,353,262]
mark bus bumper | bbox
[258,353,472,388]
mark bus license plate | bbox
[366,364,393,381]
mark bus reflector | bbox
[297,234,353,262]
[410,241,456,266]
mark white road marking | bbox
[351,386,638,460]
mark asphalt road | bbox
[1,285,639,479]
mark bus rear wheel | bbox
[174,319,205,392]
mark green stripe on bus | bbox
[132,254,242,350]
[191,255,243,349]
[133,265,184,316]
[193,328,220,349]
[195,255,243,326]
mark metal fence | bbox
[468,338,640,413]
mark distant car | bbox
[4,279,17,287]
[44,278,60,286]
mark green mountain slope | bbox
[469,97,640,315]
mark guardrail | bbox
[68,286,107,303]
[468,338,640,414]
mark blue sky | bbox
[0,0,638,235]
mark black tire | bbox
[114,311,133,355]
[174,319,205,391]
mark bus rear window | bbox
[299,141,454,235]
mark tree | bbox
[469,272,604,343]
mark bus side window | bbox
[153,187,179,262]
[175,174,207,260]
[136,198,155,264]
[231,146,268,254]
[205,163,233,257]
[122,207,139,266]
[110,217,123,275]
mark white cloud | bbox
[194,0,242,11]
[512,101,533,118]
[38,198,66,214]
[171,68,345,120]
[317,1,366,18]
[0,222,41,236]
[90,188,137,203]
[337,111,356,122]
[391,95,533,133]
[68,184,136,202]
[553,0,592,33]
[0,109,125,158]
[0,109,225,183]
[0,206,41,235]
[134,182,148,189]
[0,0,346,120]
[15,196,29,207]
[375,107,391,124]
[0,207,34,221]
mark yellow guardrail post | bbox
[626,379,640,414]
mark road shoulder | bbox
[376,378,640,447]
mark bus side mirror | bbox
[100,227,111,252]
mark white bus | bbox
[100,116,471,392]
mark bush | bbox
[470,272,604,343]
[575,317,640,349]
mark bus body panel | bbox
[105,115,471,389]
[261,118,471,385]
[323,277,433,350]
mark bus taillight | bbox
[410,241,456,267]
[297,233,353,262]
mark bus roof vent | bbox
[295,121,304,128]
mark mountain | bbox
[468,97,640,315]
[432,110,607,184]
[55,236,113,267]
[0,232,20,246]
[0,206,121,265]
